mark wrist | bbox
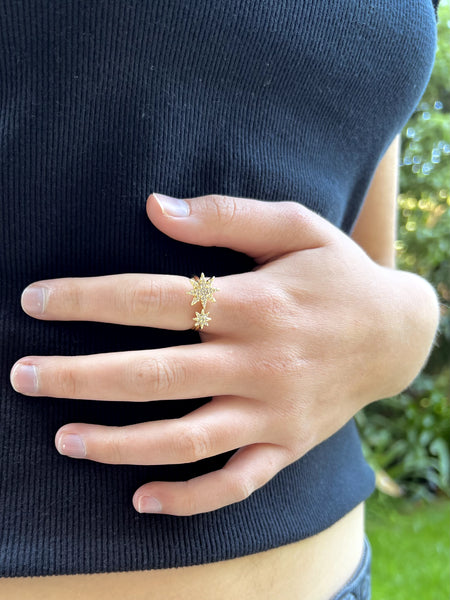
[369,264,441,402]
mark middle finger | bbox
[10,342,241,401]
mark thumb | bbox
[146,192,335,263]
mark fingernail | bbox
[21,285,48,315]
[138,496,162,513]
[57,434,86,458]
[11,363,39,394]
[153,193,190,217]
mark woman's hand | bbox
[9,193,440,516]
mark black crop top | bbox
[0,0,439,576]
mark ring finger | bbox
[54,396,268,464]
[19,272,255,334]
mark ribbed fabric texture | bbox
[0,0,438,577]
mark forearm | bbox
[351,135,400,269]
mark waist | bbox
[0,502,365,600]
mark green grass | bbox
[366,494,450,600]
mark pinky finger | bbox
[132,443,291,516]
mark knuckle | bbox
[284,201,312,230]
[289,433,315,461]
[130,357,186,396]
[60,279,83,314]
[208,194,238,227]
[257,290,290,326]
[231,473,255,502]
[103,430,126,464]
[54,363,78,397]
[278,443,302,465]
[176,423,212,463]
[236,283,293,330]
[283,201,331,244]
[183,480,201,516]
[125,279,163,319]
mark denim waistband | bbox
[330,535,372,600]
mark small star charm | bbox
[192,308,211,330]
[187,272,219,309]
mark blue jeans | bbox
[330,535,372,600]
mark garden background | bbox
[356,2,450,598]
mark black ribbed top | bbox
[0,0,438,577]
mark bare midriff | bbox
[0,501,365,600]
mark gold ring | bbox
[186,272,219,330]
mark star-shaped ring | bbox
[186,273,219,330]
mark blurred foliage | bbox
[356,0,450,501]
